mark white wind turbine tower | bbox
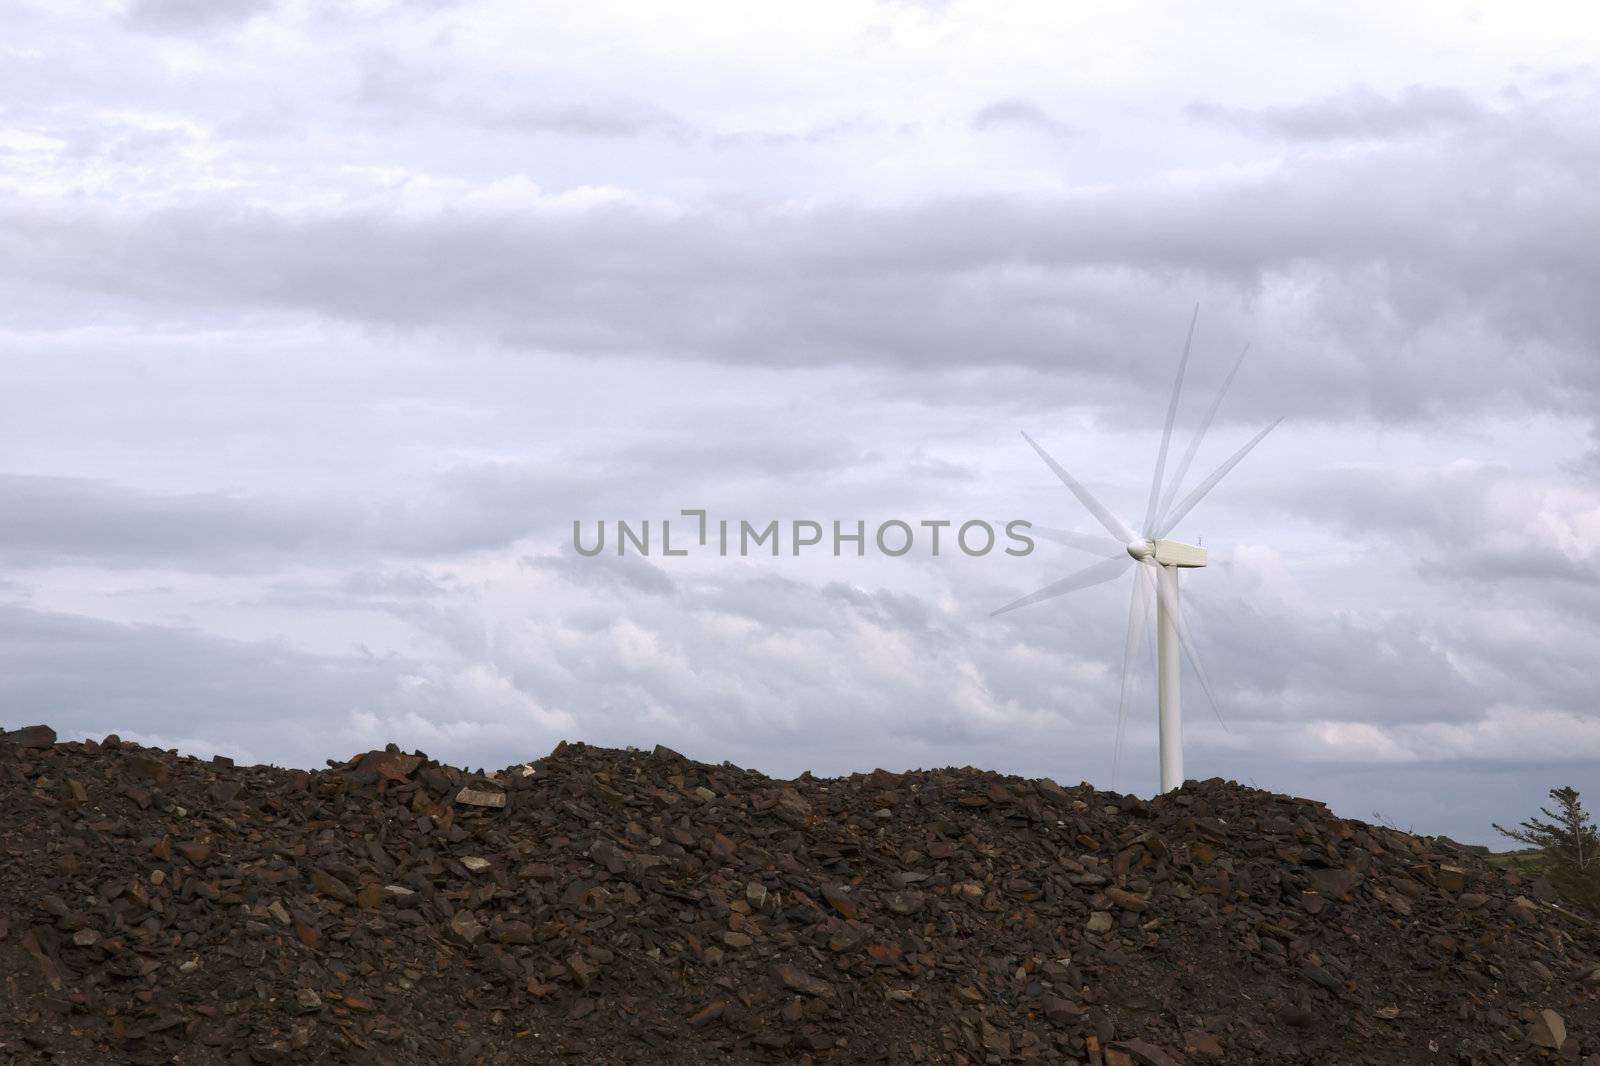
[995,309,1281,794]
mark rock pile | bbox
[3,722,1599,1064]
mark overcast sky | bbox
[4,0,1599,844]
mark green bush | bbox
[1493,786,1600,912]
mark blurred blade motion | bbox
[1156,417,1283,539]
[1141,304,1198,537]
[1156,343,1249,532]
[1021,431,1135,546]
[1112,566,1154,788]
[990,554,1133,617]
[1032,526,1125,557]
[1141,563,1228,730]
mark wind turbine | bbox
[994,309,1281,793]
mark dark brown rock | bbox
[687,1000,725,1027]
[1306,868,1363,898]
[354,749,423,782]
[822,884,857,918]
[448,910,484,944]
[1435,864,1469,893]
[1,724,56,748]
[1278,999,1316,1028]
[176,841,211,865]
[1104,886,1148,911]
[1529,1009,1566,1049]
[773,963,834,999]
[0,735,1595,1066]
[1110,1038,1185,1066]
[309,868,355,904]
[491,919,534,945]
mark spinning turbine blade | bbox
[1157,417,1284,538]
[996,316,1276,793]
[1156,343,1249,532]
[1141,304,1198,536]
[1020,431,1135,545]
[1033,527,1124,557]
[1111,566,1154,789]
[1141,563,1228,730]
[990,555,1132,617]
[1171,578,1228,732]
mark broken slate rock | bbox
[2,724,57,748]
[773,963,834,999]
[3,729,1599,1066]
[455,786,506,808]
[1529,1009,1566,1049]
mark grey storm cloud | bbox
[256,569,463,631]
[5,86,1600,426]
[693,573,852,630]
[0,467,588,568]
[972,99,1076,138]
[487,101,690,139]
[521,552,676,598]
[1272,464,1600,586]
[821,581,938,633]
[124,0,275,32]
[1188,85,1488,141]
[1178,587,1485,726]
[605,426,874,484]
[979,558,1487,733]
[684,573,951,636]
[338,567,457,599]
[357,54,692,140]
[0,474,333,566]
[0,428,886,572]
[0,602,401,767]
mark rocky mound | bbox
[2,723,1598,1065]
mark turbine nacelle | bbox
[1127,537,1207,568]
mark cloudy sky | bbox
[4,0,1599,843]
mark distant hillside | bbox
[1434,835,1493,857]
[1485,847,1552,872]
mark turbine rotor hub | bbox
[1126,538,1155,561]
